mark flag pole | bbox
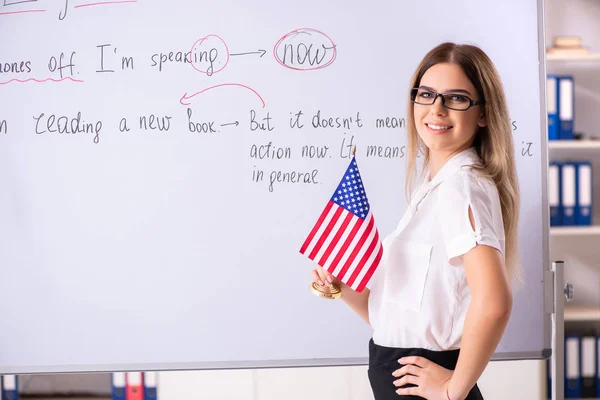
[310,146,358,300]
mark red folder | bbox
[126,372,143,400]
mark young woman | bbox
[311,42,520,400]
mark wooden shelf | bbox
[549,140,600,149]
[565,305,600,321]
[547,53,600,61]
[550,226,600,236]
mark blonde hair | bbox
[405,42,522,284]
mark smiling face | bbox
[413,62,486,157]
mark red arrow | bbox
[180,83,266,108]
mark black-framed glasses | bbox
[410,88,485,111]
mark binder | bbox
[126,372,143,400]
[581,336,596,397]
[596,334,600,398]
[575,161,592,226]
[561,163,576,226]
[547,75,560,140]
[565,334,582,398]
[546,358,552,399]
[112,372,126,400]
[144,371,158,400]
[558,75,574,140]
[1,376,17,400]
[549,162,562,226]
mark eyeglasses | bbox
[410,88,485,111]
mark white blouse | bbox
[367,147,505,351]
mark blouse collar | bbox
[410,147,481,209]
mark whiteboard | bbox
[0,0,550,374]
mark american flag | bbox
[299,156,382,293]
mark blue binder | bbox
[547,75,560,140]
[1,375,18,400]
[581,336,596,398]
[565,334,582,398]
[558,75,574,140]
[144,371,158,400]
[561,162,576,226]
[575,161,592,226]
[549,162,562,226]
[596,335,600,398]
[111,372,126,400]
[546,358,552,399]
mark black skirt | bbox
[368,338,484,400]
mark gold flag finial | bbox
[352,145,356,156]
[310,281,342,300]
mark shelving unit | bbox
[546,41,600,400]
[565,305,600,322]
[549,140,600,149]
[550,225,600,235]
[546,53,600,61]
[543,5,600,399]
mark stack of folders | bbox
[547,334,600,398]
[112,372,158,400]
[547,74,574,141]
[547,36,592,58]
[549,161,593,226]
[1,375,19,399]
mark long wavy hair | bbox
[405,42,522,284]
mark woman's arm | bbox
[340,283,371,326]
[447,242,513,400]
[311,267,371,325]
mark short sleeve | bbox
[436,171,504,266]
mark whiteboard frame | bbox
[529,0,552,363]
[469,0,552,363]
[0,0,552,375]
